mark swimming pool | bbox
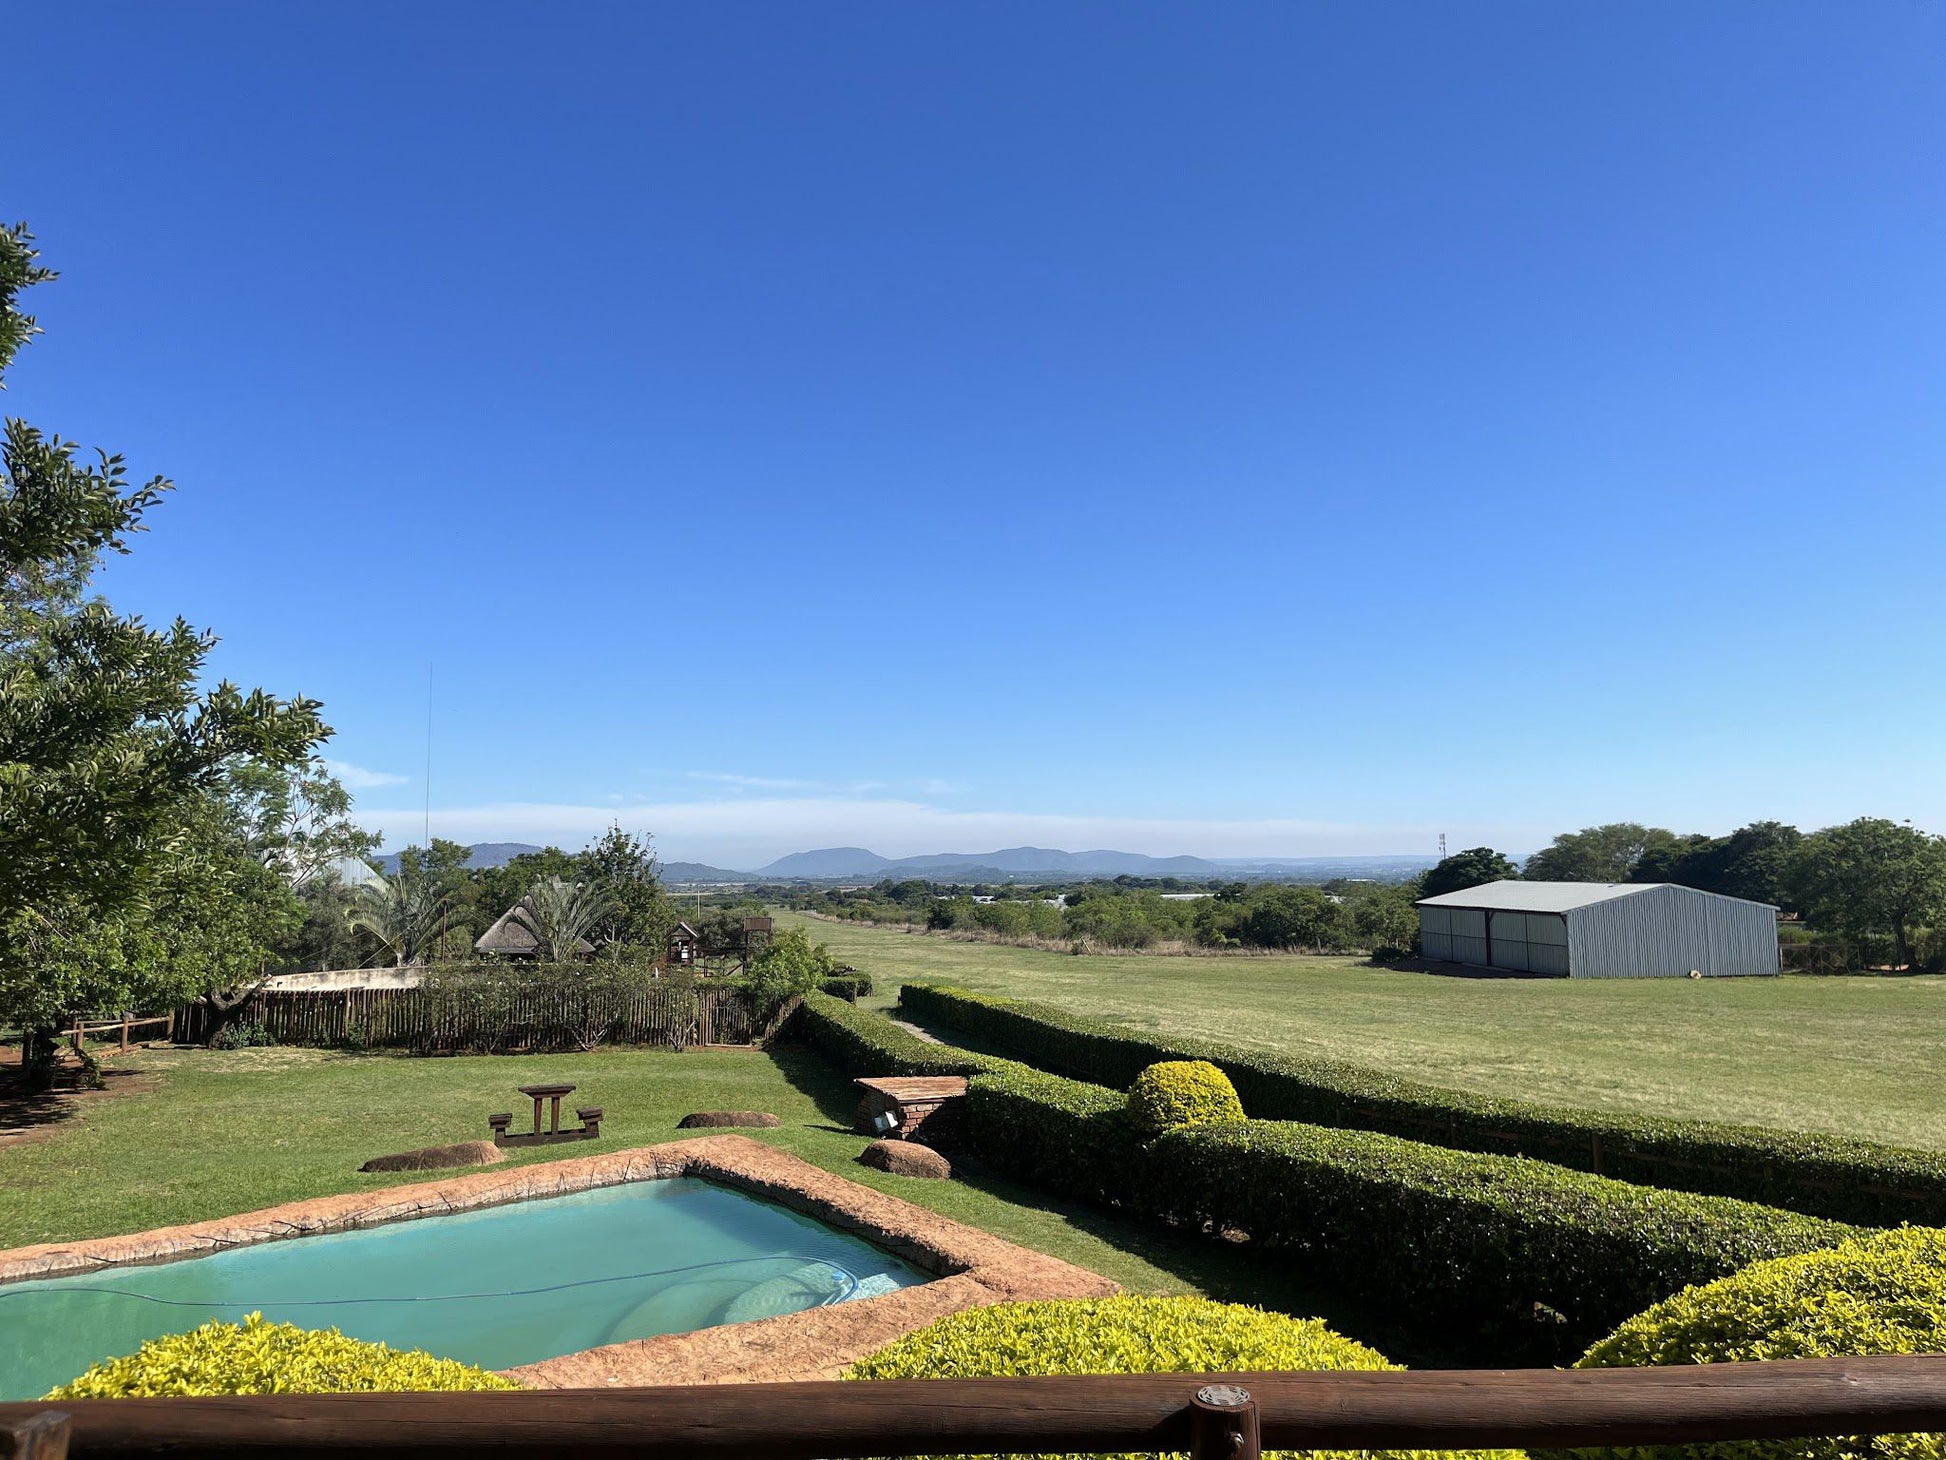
[0,1177,926,1400]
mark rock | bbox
[677,1111,783,1129]
[359,1140,505,1173]
[858,1139,952,1179]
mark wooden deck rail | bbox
[2,1356,1945,1460]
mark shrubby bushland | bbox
[47,1314,516,1398]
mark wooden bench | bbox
[853,1076,968,1143]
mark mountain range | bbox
[376,842,1436,884]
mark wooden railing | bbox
[3,1357,1945,1460]
[67,1014,173,1058]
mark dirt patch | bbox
[0,1049,160,1150]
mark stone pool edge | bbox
[0,1134,1117,1386]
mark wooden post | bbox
[1191,1383,1260,1460]
[0,1409,70,1460]
[120,1013,131,1054]
[68,1020,82,1054]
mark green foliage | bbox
[1140,1118,1855,1363]
[0,225,327,1064]
[1525,824,1678,883]
[789,990,1002,1078]
[208,1019,275,1050]
[1421,847,1519,900]
[348,867,454,967]
[46,1313,516,1398]
[903,983,1946,1228]
[742,926,834,1012]
[1553,1227,1946,1460]
[508,876,611,961]
[1789,818,1946,971]
[1632,821,1803,908]
[578,824,676,954]
[413,961,718,1054]
[1125,1060,1244,1138]
[818,970,874,1001]
[848,1295,1519,1460]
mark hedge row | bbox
[960,1063,1861,1363]
[818,973,875,1002]
[794,994,1859,1361]
[788,990,1001,1078]
[902,982,1946,1228]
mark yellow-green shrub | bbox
[47,1314,519,1398]
[847,1295,1521,1460]
[1125,1060,1243,1138]
[1554,1227,1946,1460]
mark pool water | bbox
[0,1178,926,1399]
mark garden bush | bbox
[902,982,1946,1228]
[1548,1227,1946,1460]
[1125,1060,1243,1138]
[208,1019,274,1050]
[847,1296,1522,1460]
[47,1314,517,1397]
[819,971,874,1001]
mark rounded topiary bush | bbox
[47,1314,519,1398]
[1125,1059,1243,1138]
[1550,1227,1946,1460]
[848,1296,1518,1460]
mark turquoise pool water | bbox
[0,1178,926,1399]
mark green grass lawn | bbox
[782,913,1946,1149]
[0,1040,1436,1362]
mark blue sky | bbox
[7,3,1943,868]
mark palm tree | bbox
[510,877,613,962]
[347,868,452,966]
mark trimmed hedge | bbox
[789,990,1001,1079]
[847,1295,1523,1460]
[818,971,874,1002]
[960,1065,1858,1362]
[1125,1060,1243,1139]
[902,982,1946,1228]
[1143,1120,1857,1361]
[1551,1226,1946,1460]
[48,1314,517,1398]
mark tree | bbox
[1789,818,1946,971]
[1420,847,1518,900]
[1631,821,1804,909]
[0,223,327,1073]
[741,926,833,1012]
[348,869,453,967]
[1242,885,1336,950]
[510,878,612,962]
[1524,824,1678,883]
[576,825,674,954]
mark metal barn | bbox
[1415,881,1778,978]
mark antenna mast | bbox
[423,663,433,851]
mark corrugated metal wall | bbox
[1485,910,1570,975]
[1564,885,1778,978]
[1418,905,1488,965]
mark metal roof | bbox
[1415,881,1657,912]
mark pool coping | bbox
[0,1134,1117,1385]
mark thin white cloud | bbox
[325,759,410,790]
[350,794,1493,869]
[685,771,817,791]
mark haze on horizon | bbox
[9,3,1943,869]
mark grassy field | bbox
[0,1041,1431,1360]
[782,912,1946,1148]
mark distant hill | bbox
[749,846,1436,883]
[660,861,758,884]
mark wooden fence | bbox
[3,1356,1945,1459]
[173,985,762,1054]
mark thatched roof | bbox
[475,896,596,957]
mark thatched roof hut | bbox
[475,896,596,959]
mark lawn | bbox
[0,1040,1435,1363]
[782,913,1946,1149]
